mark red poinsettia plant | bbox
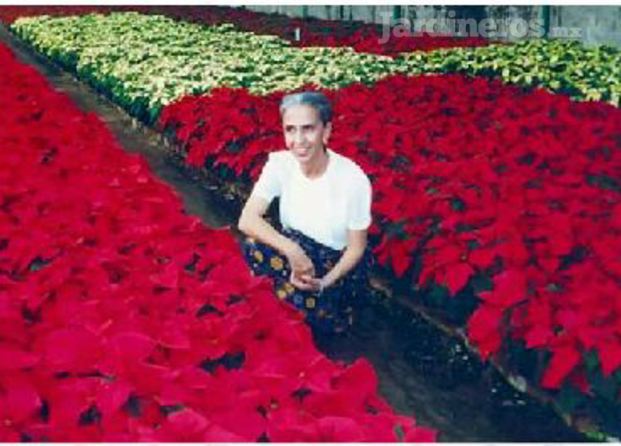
[160,73,621,398]
[0,44,435,442]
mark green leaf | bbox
[583,350,600,372]
[591,371,619,402]
[556,382,585,413]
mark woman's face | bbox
[282,104,331,165]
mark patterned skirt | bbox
[242,228,373,334]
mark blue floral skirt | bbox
[242,228,373,334]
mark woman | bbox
[238,91,373,334]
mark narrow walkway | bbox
[0,24,586,442]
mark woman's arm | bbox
[238,195,316,288]
[239,195,294,255]
[317,229,367,290]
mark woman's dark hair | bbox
[279,91,332,125]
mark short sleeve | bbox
[249,154,281,203]
[347,174,372,230]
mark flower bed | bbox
[0,5,489,56]
[11,12,400,123]
[159,75,621,436]
[0,43,436,442]
[7,8,621,438]
[11,11,619,126]
[402,39,621,106]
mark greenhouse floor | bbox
[0,25,588,442]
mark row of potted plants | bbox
[0,5,490,56]
[7,8,621,437]
[402,39,621,106]
[10,11,620,127]
[11,13,399,123]
[158,75,621,436]
[0,43,435,442]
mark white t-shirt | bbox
[250,149,372,250]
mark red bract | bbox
[0,44,432,441]
[467,305,504,359]
[316,416,365,441]
[541,344,581,389]
[160,72,621,391]
[597,338,621,377]
[479,270,528,308]
[442,262,475,296]
[0,346,40,371]
[0,381,41,436]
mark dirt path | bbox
[0,24,586,442]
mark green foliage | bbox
[556,383,585,414]
[12,13,619,127]
[400,39,621,107]
[12,12,399,123]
